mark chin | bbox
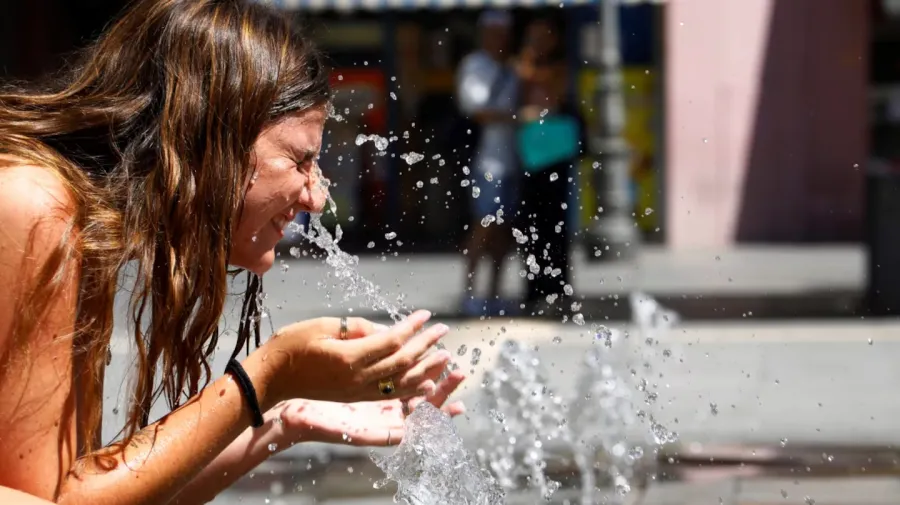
[232,248,276,276]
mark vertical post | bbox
[584,0,639,261]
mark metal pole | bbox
[584,0,640,261]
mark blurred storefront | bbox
[282,0,665,253]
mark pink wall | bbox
[664,0,869,248]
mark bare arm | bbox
[170,405,290,504]
[57,352,279,505]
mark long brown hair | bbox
[0,0,330,460]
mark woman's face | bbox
[230,105,328,274]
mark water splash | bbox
[568,341,638,505]
[475,340,569,500]
[289,168,409,322]
[628,292,680,447]
[372,403,505,505]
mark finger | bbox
[429,370,466,406]
[345,310,433,364]
[362,322,449,379]
[408,369,465,410]
[442,400,466,417]
[393,351,451,392]
[335,317,378,340]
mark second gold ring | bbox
[378,378,395,396]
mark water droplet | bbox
[385,231,397,240]
[644,207,654,216]
[481,215,496,227]
[251,235,258,242]
[572,313,585,325]
[710,403,719,416]
[456,344,467,356]
[390,91,397,100]
[416,180,423,188]
[549,172,558,181]
[552,336,562,344]
[400,152,424,165]
[472,186,481,198]
[367,241,375,249]
[563,284,574,296]
[470,348,481,365]
[804,497,816,505]
[868,338,874,345]
[780,437,788,447]
[268,443,278,452]
[484,172,493,182]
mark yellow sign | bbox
[576,67,658,233]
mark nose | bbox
[298,175,327,214]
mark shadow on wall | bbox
[737,0,868,242]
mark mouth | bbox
[270,210,297,239]
[270,215,290,238]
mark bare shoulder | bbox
[0,163,76,253]
[0,162,81,499]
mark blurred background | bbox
[6,0,900,504]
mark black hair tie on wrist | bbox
[226,359,265,428]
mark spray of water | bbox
[474,297,679,503]
[475,340,569,500]
[372,403,505,505]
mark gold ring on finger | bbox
[339,316,348,340]
[378,378,395,396]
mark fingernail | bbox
[434,323,449,335]
[420,310,432,320]
[437,350,451,361]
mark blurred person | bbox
[514,17,585,315]
[0,1,465,504]
[455,9,520,316]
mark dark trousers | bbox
[517,161,571,306]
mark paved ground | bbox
[261,244,866,320]
[211,476,900,504]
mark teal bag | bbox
[516,115,581,173]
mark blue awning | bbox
[261,0,598,12]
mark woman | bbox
[0,1,464,504]
[514,17,584,316]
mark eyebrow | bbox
[283,140,319,161]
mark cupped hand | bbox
[276,369,467,447]
[257,310,451,408]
